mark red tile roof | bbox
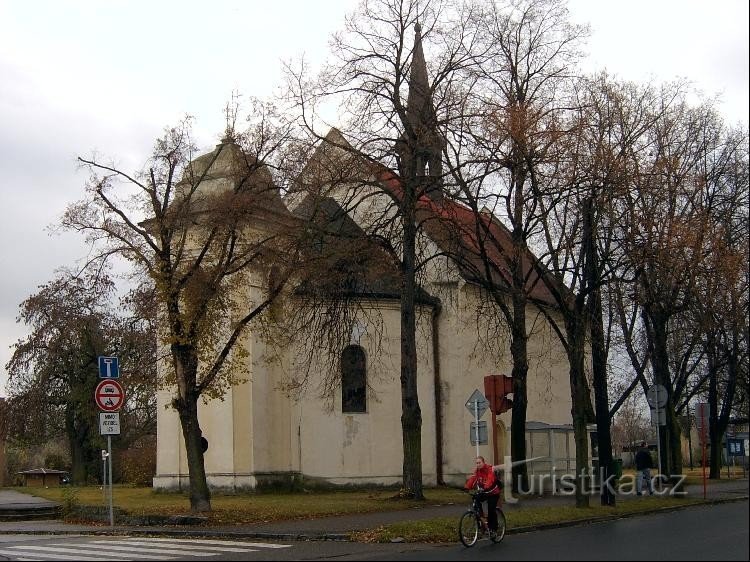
[376,169,560,307]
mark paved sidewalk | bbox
[0,490,58,511]
[0,479,746,540]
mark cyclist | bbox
[464,456,501,537]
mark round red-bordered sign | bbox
[95,379,125,412]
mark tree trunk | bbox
[708,321,740,479]
[708,342,721,479]
[399,184,423,500]
[509,158,529,493]
[566,309,595,508]
[590,286,615,505]
[644,309,683,477]
[510,291,529,494]
[584,198,615,506]
[172,344,211,512]
[66,405,88,485]
[177,396,211,512]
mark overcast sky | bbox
[0,0,748,396]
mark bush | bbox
[60,487,80,517]
[117,438,156,486]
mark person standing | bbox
[635,441,654,495]
[465,456,501,536]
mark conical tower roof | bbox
[406,22,434,132]
[396,21,445,201]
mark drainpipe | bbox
[432,300,444,485]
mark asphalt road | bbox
[356,500,750,561]
[0,501,745,561]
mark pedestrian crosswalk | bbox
[0,537,293,560]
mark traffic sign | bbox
[470,421,488,445]
[465,389,489,419]
[99,412,121,435]
[646,384,668,408]
[650,406,666,426]
[695,402,711,431]
[95,379,125,412]
[98,356,120,379]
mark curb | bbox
[506,495,750,536]
[0,495,746,542]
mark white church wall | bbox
[290,301,438,486]
[435,283,574,487]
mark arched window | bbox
[341,345,366,413]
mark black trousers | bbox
[478,493,499,531]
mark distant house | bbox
[18,468,68,487]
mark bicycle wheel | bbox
[458,510,480,547]
[490,508,507,543]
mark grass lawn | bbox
[619,466,747,487]
[16,486,468,526]
[17,473,742,537]
[350,495,708,543]
[682,466,747,485]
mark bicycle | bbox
[458,489,506,547]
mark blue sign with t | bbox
[98,356,119,379]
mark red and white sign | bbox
[95,379,125,412]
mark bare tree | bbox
[691,125,749,478]
[558,74,676,505]
[620,99,731,476]
[63,111,301,511]
[611,392,652,460]
[285,0,482,498]
[440,0,589,494]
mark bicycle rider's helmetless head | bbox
[475,456,486,468]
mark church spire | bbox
[407,22,430,126]
[397,21,444,202]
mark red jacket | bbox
[465,464,500,495]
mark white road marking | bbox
[103,539,256,553]
[120,537,293,548]
[0,547,129,561]
[9,545,174,559]
[0,536,292,561]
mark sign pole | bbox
[474,400,480,458]
[654,386,662,490]
[491,411,498,465]
[108,435,114,526]
[96,355,122,528]
[489,376,498,465]
[102,451,107,503]
[726,440,730,479]
[698,402,708,500]
[687,403,694,469]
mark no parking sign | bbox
[95,379,125,412]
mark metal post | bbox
[474,400,480,458]
[699,403,707,500]
[654,386,662,491]
[687,404,694,469]
[108,435,114,526]
[491,412,498,465]
[719,442,732,480]
[102,451,107,503]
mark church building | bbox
[153,23,584,491]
